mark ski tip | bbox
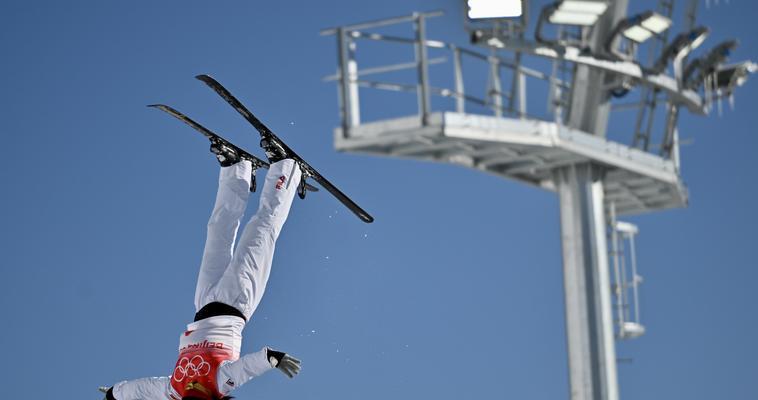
[147,104,174,113]
[361,213,375,223]
[147,104,174,110]
[195,74,214,83]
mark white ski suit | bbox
[110,159,302,400]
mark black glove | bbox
[98,387,116,400]
[267,348,302,378]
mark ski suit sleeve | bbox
[112,376,174,400]
[216,347,275,394]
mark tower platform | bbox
[334,112,687,216]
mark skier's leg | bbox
[208,159,301,320]
[194,160,253,312]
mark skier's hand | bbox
[97,386,113,400]
[275,354,302,378]
[267,348,302,378]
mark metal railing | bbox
[321,11,566,138]
[321,9,744,164]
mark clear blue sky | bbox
[1,1,756,399]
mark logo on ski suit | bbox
[276,175,287,190]
[173,355,211,381]
[171,346,233,399]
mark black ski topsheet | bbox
[148,104,319,192]
[195,74,374,224]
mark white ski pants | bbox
[194,159,301,320]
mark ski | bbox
[148,104,319,193]
[195,74,374,224]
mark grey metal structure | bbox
[608,205,645,340]
[321,2,753,399]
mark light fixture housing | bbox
[651,26,710,74]
[549,11,600,26]
[684,29,709,52]
[622,25,655,43]
[715,61,756,90]
[683,40,738,88]
[639,12,671,34]
[620,11,671,43]
[467,0,523,19]
[556,0,608,14]
[535,1,609,45]
[604,11,672,61]
[548,0,609,26]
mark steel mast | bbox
[321,1,754,398]
[556,2,627,399]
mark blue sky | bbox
[0,1,756,399]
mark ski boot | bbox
[210,141,258,192]
[210,141,240,167]
[259,136,288,164]
[260,136,310,198]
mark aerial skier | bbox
[101,75,373,400]
[100,141,303,400]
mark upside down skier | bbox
[101,141,303,400]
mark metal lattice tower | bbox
[321,2,754,399]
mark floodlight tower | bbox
[321,1,754,399]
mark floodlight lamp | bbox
[557,0,608,15]
[668,27,709,57]
[549,10,601,26]
[640,12,671,34]
[683,40,738,88]
[622,25,655,43]
[651,26,709,74]
[620,11,671,43]
[548,0,609,26]
[715,61,756,90]
[605,11,671,61]
[685,28,709,52]
[536,0,608,45]
[467,0,523,19]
